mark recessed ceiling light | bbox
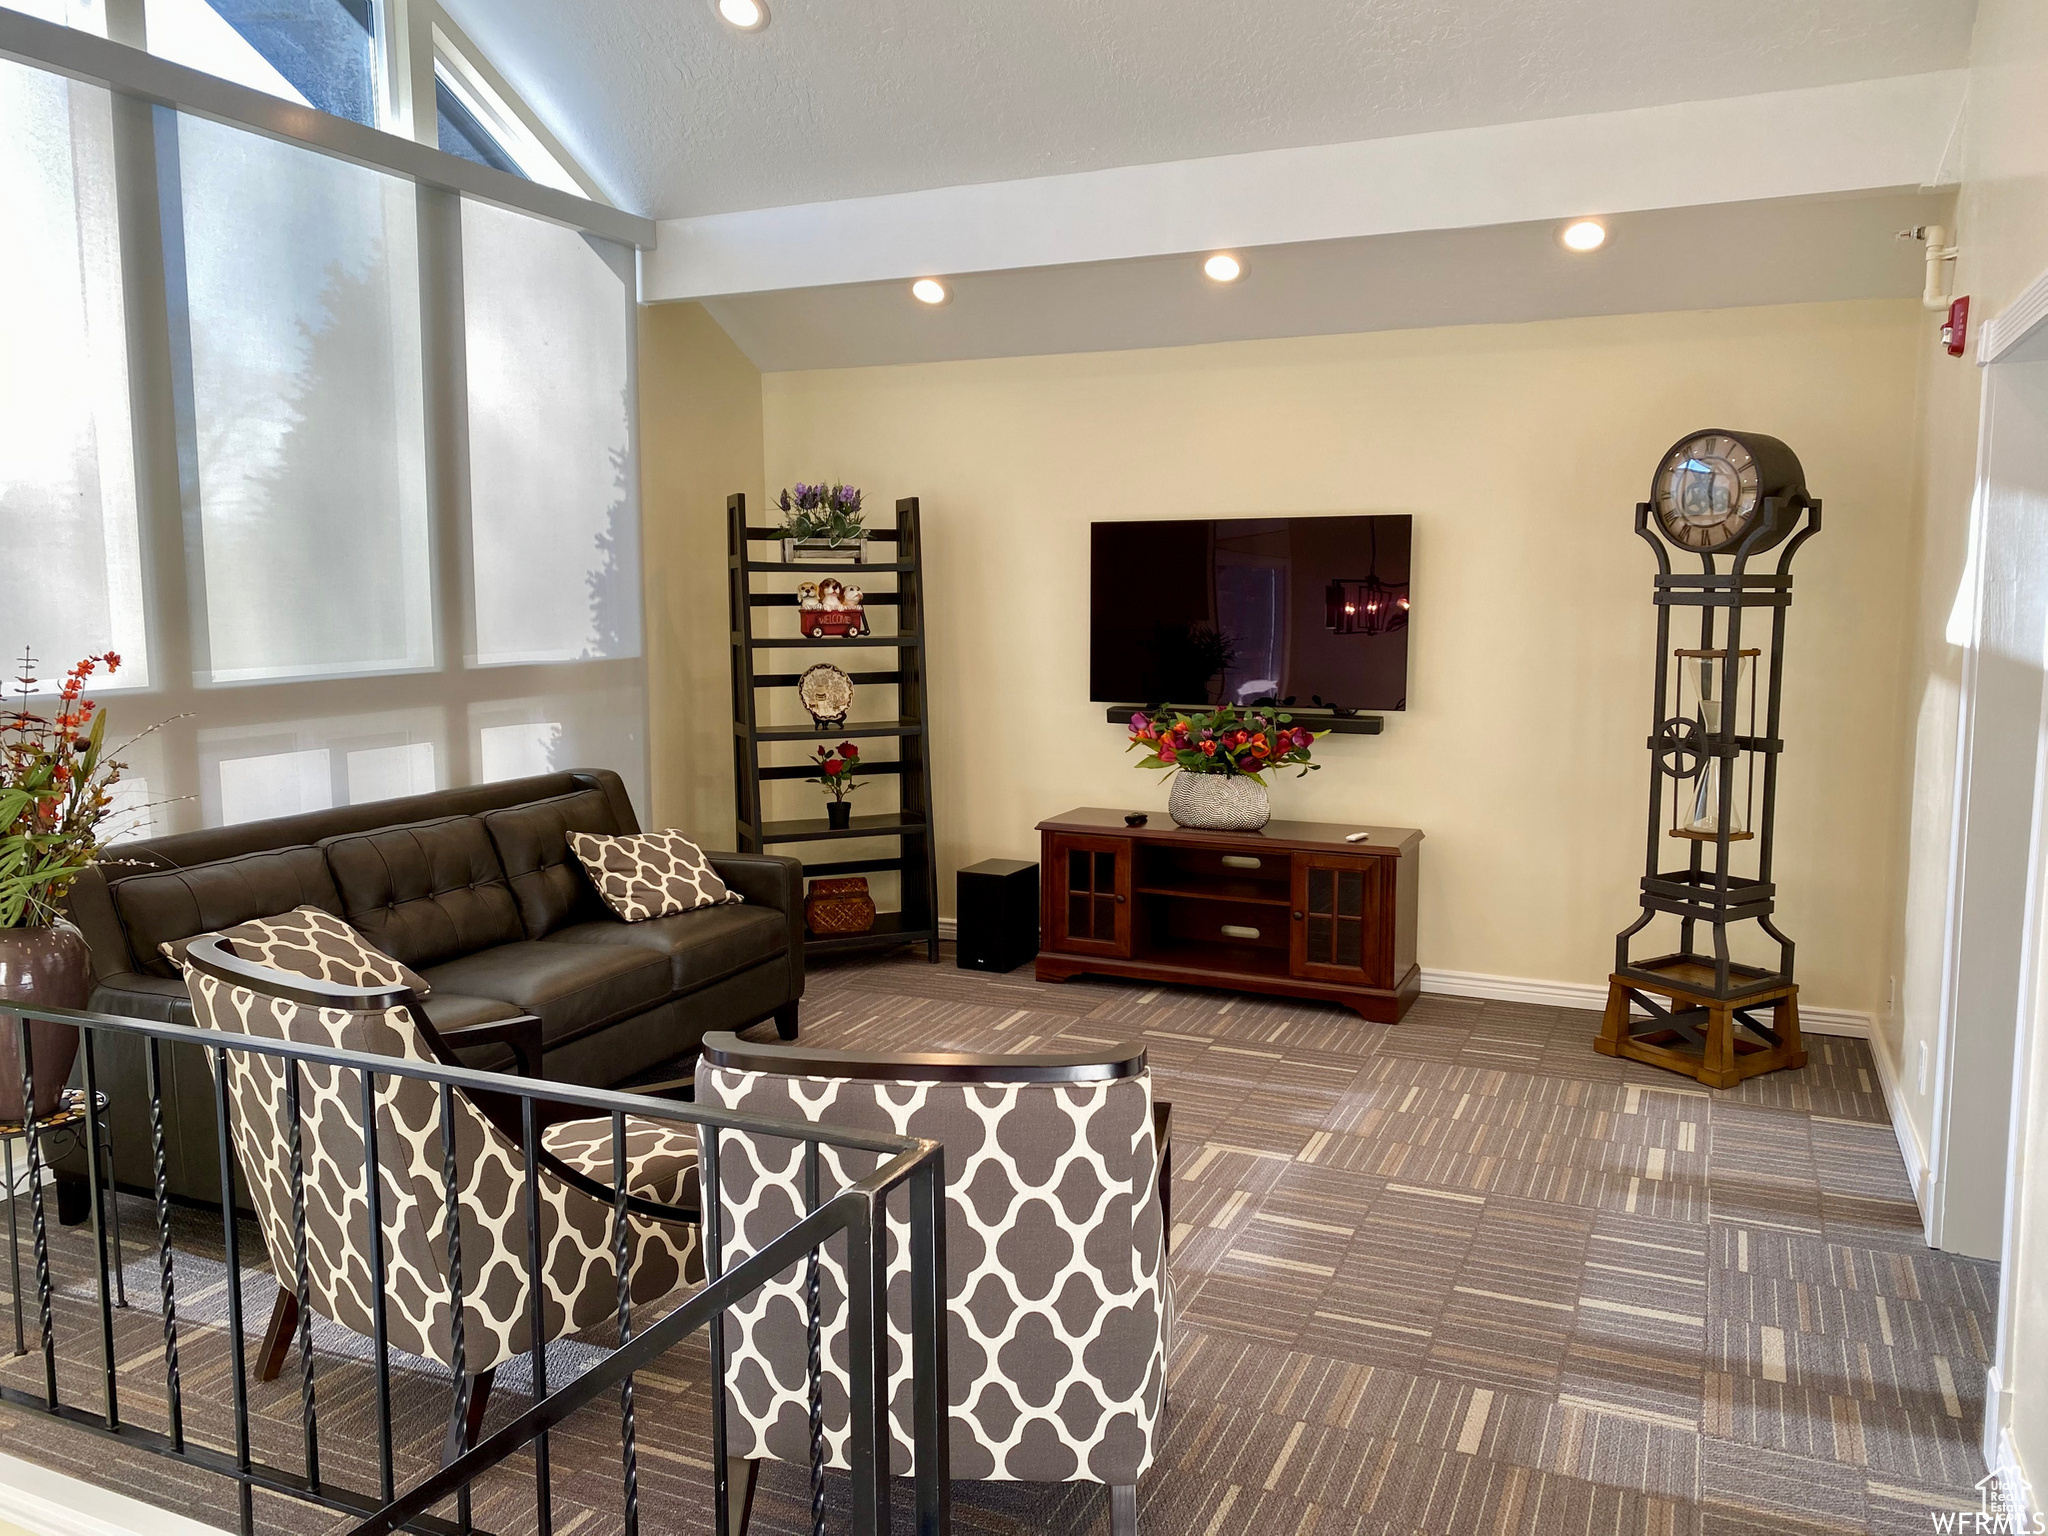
[911,278,948,305]
[1203,252,1243,282]
[1560,219,1607,252]
[715,0,767,30]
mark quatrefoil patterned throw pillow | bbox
[161,904,432,996]
[568,830,743,922]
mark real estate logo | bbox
[1929,1471,2042,1534]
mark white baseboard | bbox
[930,932,1880,1037]
[1986,1407,2037,1534]
[1861,1017,1931,1213]
[1416,965,1878,1037]
[0,1450,217,1536]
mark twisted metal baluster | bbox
[85,1031,124,1312]
[285,1062,319,1488]
[705,1126,729,1535]
[806,1139,825,1536]
[209,1044,254,1536]
[143,1039,182,1450]
[611,1109,639,1536]
[520,1096,553,1536]
[360,1067,395,1506]
[17,1019,56,1405]
[5,1134,21,1357]
[440,1084,473,1535]
[79,1031,118,1426]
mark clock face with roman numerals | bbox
[1653,433,1764,553]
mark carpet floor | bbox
[0,945,1999,1535]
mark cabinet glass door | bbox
[1049,834,1130,956]
[1291,855,1387,984]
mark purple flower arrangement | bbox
[777,481,866,547]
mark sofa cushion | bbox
[568,829,742,922]
[416,941,670,1050]
[545,905,789,993]
[320,815,522,969]
[481,788,621,939]
[111,846,343,979]
[159,905,432,996]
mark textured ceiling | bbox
[438,0,1979,218]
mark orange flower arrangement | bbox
[1126,704,1322,785]
[1,651,168,927]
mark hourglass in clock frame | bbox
[1597,429,1822,1088]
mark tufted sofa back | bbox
[319,815,525,968]
[480,787,624,937]
[694,1035,1170,1487]
[69,769,639,982]
[111,845,346,979]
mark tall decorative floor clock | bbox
[1596,430,1821,1088]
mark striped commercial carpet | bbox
[0,945,1999,1535]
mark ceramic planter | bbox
[782,535,866,566]
[0,919,91,1123]
[1168,774,1271,832]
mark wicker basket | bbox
[805,876,877,936]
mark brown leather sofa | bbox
[66,768,802,1207]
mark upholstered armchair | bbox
[179,929,702,1462]
[694,1032,1172,1536]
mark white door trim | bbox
[1926,258,2048,1258]
[1970,256,2048,1492]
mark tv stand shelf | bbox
[1035,807,1422,1022]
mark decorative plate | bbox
[799,662,855,727]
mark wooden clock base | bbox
[1595,966,1806,1089]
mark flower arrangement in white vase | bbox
[1126,705,1324,831]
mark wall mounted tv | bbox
[1090,515,1411,713]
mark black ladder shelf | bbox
[728,493,941,961]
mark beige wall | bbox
[638,300,763,842]
[742,300,1925,1015]
[1889,0,2048,1496]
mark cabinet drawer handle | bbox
[1116,893,1127,904]
[1220,924,1260,941]
[1220,855,1262,870]
[1291,911,1303,921]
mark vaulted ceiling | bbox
[438,0,1977,219]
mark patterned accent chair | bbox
[695,1033,1172,1536]
[180,933,702,1461]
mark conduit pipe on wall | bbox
[1904,222,1960,311]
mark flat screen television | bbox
[1090,515,1411,712]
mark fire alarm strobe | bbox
[1943,296,1970,357]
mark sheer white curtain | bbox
[0,58,147,687]
[0,46,646,839]
[462,199,641,668]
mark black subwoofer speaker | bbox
[956,859,1040,972]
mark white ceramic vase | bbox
[1168,773,1271,831]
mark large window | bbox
[146,0,376,125]
[0,59,148,689]
[434,75,519,174]
[1,38,647,839]
[174,114,435,683]
[462,199,639,667]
